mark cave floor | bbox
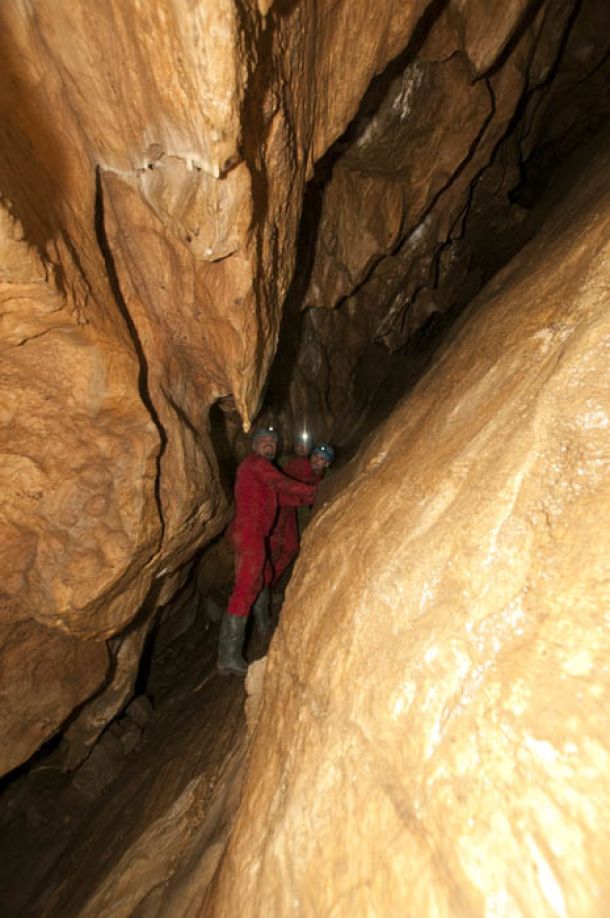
[0,609,250,917]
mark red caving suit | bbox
[227,453,317,618]
[270,456,322,585]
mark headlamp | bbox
[312,442,335,463]
[252,425,278,442]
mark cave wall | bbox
[210,135,610,917]
[0,0,607,785]
[0,0,443,776]
[272,0,610,443]
[0,0,608,910]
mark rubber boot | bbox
[252,586,271,636]
[217,612,248,676]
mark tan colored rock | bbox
[209,141,610,916]
[245,656,268,737]
[0,0,604,794]
[0,612,108,776]
[0,0,440,774]
[263,0,435,174]
[449,0,533,73]
[60,610,155,771]
[286,0,609,439]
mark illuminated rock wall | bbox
[0,0,429,775]
[210,138,610,917]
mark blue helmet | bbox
[312,443,335,464]
[252,425,278,442]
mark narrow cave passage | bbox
[2,136,607,915]
[0,0,609,915]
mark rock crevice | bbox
[94,165,168,549]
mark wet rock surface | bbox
[208,138,610,916]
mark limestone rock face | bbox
[276,0,610,442]
[209,142,610,915]
[0,613,108,776]
[0,0,606,792]
[0,0,438,773]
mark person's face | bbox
[294,440,310,457]
[253,435,277,459]
[310,454,330,474]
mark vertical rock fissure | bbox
[93,166,167,545]
[497,0,584,177]
[329,73,497,318]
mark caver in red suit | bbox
[270,456,321,585]
[226,452,316,619]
